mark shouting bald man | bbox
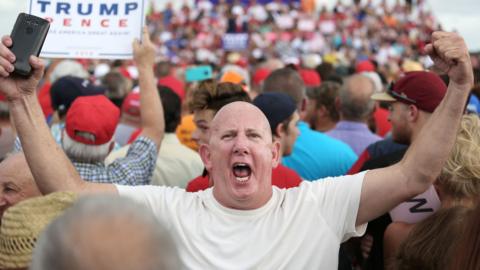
[0,31,474,269]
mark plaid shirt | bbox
[73,137,157,185]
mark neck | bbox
[313,117,337,132]
[340,115,367,124]
[212,188,273,210]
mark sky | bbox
[0,0,479,51]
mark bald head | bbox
[0,153,31,177]
[0,153,41,220]
[339,75,376,122]
[199,102,280,210]
[210,102,273,142]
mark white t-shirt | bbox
[116,172,367,269]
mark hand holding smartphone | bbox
[9,13,49,76]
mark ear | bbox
[299,98,308,120]
[275,123,285,138]
[407,104,419,122]
[334,97,341,112]
[271,140,281,168]
[199,144,213,171]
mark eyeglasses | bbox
[387,82,417,104]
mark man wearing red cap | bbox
[0,31,474,269]
[60,30,164,185]
[348,70,449,269]
[350,70,449,174]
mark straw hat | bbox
[0,192,77,269]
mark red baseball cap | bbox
[121,92,141,118]
[355,60,376,73]
[252,68,271,86]
[298,69,322,87]
[371,71,447,113]
[66,95,120,145]
[158,76,186,101]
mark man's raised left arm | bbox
[356,32,474,226]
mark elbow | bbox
[140,126,164,149]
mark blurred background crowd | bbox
[0,1,480,270]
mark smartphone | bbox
[9,13,50,76]
[185,65,213,83]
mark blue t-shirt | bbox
[282,121,357,181]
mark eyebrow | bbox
[220,129,237,135]
[2,181,16,187]
[245,128,261,134]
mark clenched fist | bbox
[424,31,473,89]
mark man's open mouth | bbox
[232,163,252,182]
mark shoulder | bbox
[362,149,406,170]
[272,164,302,188]
[384,222,414,261]
[299,126,356,153]
[186,174,210,192]
[384,222,413,240]
[130,136,157,149]
[302,172,367,193]
[105,145,130,164]
[366,138,408,158]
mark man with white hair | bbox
[0,31,473,269]
[58,31,163,185]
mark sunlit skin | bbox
[199,102,281,210]
[0,153,41,223]
[192,109,216,146]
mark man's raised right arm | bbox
[0,36,116,195]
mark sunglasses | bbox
[387,82,417,104]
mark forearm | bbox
[138,65,164,148]
[401,81,470,194]
[9,95,84,193]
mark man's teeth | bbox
[235,176,249,182]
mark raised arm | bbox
[135,27,164,148]
[0,36,115,194]
[356,32,474,226]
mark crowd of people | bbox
[0,0,479,269]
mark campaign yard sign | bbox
[29,0,145,59]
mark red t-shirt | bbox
[186,164,302,192]
[374,107,391,137]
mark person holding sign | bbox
[0,31,474,269]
